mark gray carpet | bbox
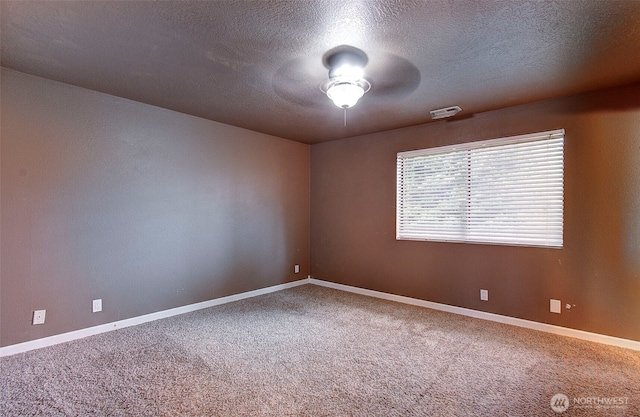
[1,284,639,416]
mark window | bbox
[396,129,564,248]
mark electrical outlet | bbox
[294,264,300,274]
[32,310,46,325]
[480,289,489,301]
[92,299,102,313]
[550,299,561,314]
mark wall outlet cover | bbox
[92,299,102,313]
[550,299,561,314]
[480,289,489,301]
[33,309,46,325]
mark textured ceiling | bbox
[2,0,640,144]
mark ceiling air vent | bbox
[430,106,462,120]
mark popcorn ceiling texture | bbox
[2,0,640,143]
[1,285,639,416]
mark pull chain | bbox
[344,107,347,127]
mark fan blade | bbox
[366,52,421,102]
[272,55,327,107]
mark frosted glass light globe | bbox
[326,82,365,108]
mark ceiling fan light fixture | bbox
[326,81,366,108]
[321,47,371,110]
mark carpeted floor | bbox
[1,284,639,416]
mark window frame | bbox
[396,129,565,248]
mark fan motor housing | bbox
[323,46,368,73]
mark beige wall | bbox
[311,82,640,342]
[0,69,310,347]
[3,66,640,348]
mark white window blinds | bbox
[396,129,564,248]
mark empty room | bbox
[2,1,640,415]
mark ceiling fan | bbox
[272,45,421,125]
[320,46,371,109]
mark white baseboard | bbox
[0,278,309,358]
[5,276,638,357]
[309,278,640,352]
